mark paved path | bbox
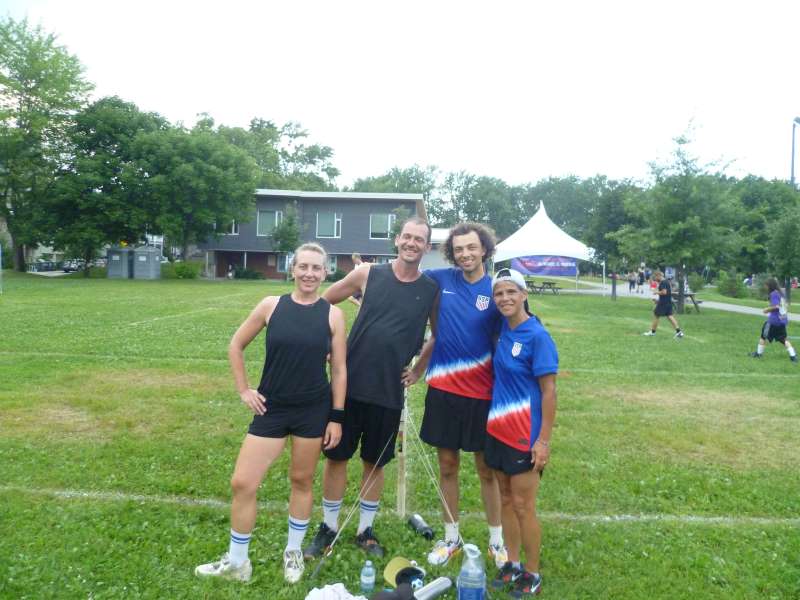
[559,280,800,320]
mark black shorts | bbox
[323,399,400,467]
[484,435,536,476]
[761,322,787,344]
[419,387,491,452]
[654,303,673,317]
[248,400,329,439]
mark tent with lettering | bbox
[494,203,593,276]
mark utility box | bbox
[107,247,133,279]
[133,246,161,280]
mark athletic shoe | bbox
[491,561,523,589]
[303,523,337,559]
[674,331,684,339]
[791,355,798,363]
[510,571,542,597]
[488,543,509,569]
[642,331,656,336]
[355,526,385,558]
[427,539,462,566]
[283,549,304,583]
[194,553,252,582]
[748,352,763,359]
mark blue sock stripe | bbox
[359,502,379,511]
[230,534,251,544]
[323,499,342,508]
[288,518,310,531]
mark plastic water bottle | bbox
[360,560,376,594]
[456,544,486,600]
[408,513,435,540]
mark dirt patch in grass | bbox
[0,405,109,440]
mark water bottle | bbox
[408,513,434,540]
[456,544,486,600]
[360,560,376,594]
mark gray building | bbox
[199,189,426,279]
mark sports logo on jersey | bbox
[475,294,490,311]
[511,342,522,357]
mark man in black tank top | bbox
[304,218,439,559]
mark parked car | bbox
[62,260,86,273]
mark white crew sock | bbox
[286,515,310,552]
[787,344,796,358]
[228,528,251,566]
[488,525,504,547]
[322,497,342,532]
[756,344,765,355]
[357,499,379,534]
[445,521,460,543]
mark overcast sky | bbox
[6,0,800,187]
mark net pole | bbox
[396,391,407,518]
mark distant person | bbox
[627,271,637,294]
[486,268,558,597]
[347,253,370,307]
[643,271,684,338]
[637,268,646,294]
[791,277,798,289]
[303,218,438,560]
[749,278,797,363]
[195,243,347,584]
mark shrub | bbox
[174,262,200,279]
[327,269,346,282]
[687,273,705,293]
[716,270,748,298]
[0,239,11,269]
[234,266,264,280]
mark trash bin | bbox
[133,246,161,280]
[107,247,133,279]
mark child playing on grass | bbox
[749,278,797,363]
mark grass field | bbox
[1,271,799,599]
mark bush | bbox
[687,273,705,293]
[327,269,346,282]
[716,270,748,298]
[0,239,12,269]
[174,262,200,279]
[234,266,264,280]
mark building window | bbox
[370,213,396,239]
[317,212,342,238]
[257,210,283,236]
[327,254,337,273]
[277,253,290,273]
[375,256,393,264]
[226,221,239,235]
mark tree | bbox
[271,202,301,278]
[351,164,441,218]
[0,17,93,270]
[767,205,800,297]
[583,178,644,269]
[47,97,168,274]
[132,121,259,259]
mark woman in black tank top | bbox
[195,244,347,585]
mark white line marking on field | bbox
[125,307,219,326]
[564,368,797,379]
[3,485,798,527]
[0,351,227,363]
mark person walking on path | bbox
[485,268,558,598]
[403,222,507,569]
[303,217,439,560]
[643,271,684,339]
[749,278,797,363]
[195,243,347,584]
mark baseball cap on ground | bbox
[492,268,526,290]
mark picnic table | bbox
[676,292,702,313]
[526,280,561,295]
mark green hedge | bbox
[716,271,748,298]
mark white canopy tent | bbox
[495,203,593,263]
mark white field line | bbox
[0,351,793,379]
[2,485,798,527]
[124,307,219,326]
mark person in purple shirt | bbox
[749,278,797,363]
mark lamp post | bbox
[792,117,800,188]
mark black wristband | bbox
[329,408,345,424]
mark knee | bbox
[230,473,258,498]
[475,462,495,485]
[439,456,459,478]
[510,493,533,517]
[289,471,313,494]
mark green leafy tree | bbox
[271,202,301,279]
[351,164,440,218]
[47,97,168,274]
[767,205,800,297]
[132,121,259,259]
[0,17,93,270]
[584,178,645,269]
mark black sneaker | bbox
[491,562,523,589]
[510,571,542,597]
[748,352,762,358]
[303,522,337,560]
[791,355,798,363]
[355,526,384,558]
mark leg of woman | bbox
[475,452,506,567]
[288,435,323,521]
[495,471,520,563]
[230,434,287,533]
[509,469,542,573]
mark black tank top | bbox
[346,263,438,409]
[257,294,331,406]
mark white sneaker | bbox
[427,539,462,566]
[195,553,252,582]
[283,549,305,584]
[674,331,684,339]
[642,331,656,336]
[488,543,508,569]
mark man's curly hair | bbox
[443,222,497,265]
